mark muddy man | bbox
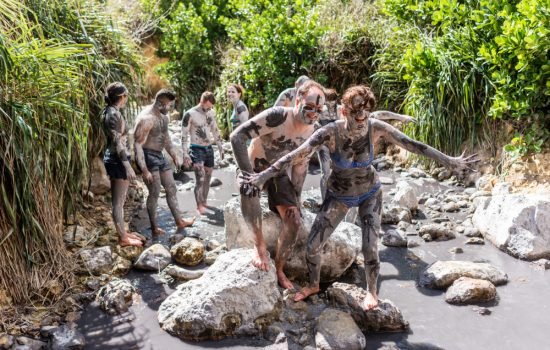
[134,89,195,236]
[230,80,326,290]
[242,85,478,309]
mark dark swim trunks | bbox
[103,152,129,180]
[143,148,171,172]
[265,173,298,214]
[189,144,215,168]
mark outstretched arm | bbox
[134,117,154,183]
[371,111,416,124]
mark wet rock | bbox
[163,264,205,280]
[224,197,361,282]
[382,205,412,224]
[392,181,418,211]
[442,202,460,212]
[469,190,491,201]
[77,246,113,275]
[422,234,432,242]
[407,238,421,248]
[457,200,470,208]
[472,306,492,316]
[63,225,98,248]
[473,188,550,260]
[111,254,132,276]
[424,198,439,207]
[170,238,204,266]
[49,324,85,350]
[204,245,227,265]
[476,174,498,191]
[420,261,508,289]
[96,278,136,315]
[315,308,366,350]
[114,245,144,262]
[327,282,408,332]
[14,337,47,349]
[206,239,222,251]
[134,244,171,271]
[449,247,464,254]
[264,324,285,343]
[465,237,485,245]
[382,229,408,247]
[530,259,550,271]
[169,233,186,246]
[158,248,281,341]
[87,156,110,195]
[464,227,481,238]
[210,177,223,187]
[437,169,452,181]
[408,167,427,178]
[0,334,14,349]
[419,223,455,241]
[445,277,497,304]
[379,176,394,185]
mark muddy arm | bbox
[181,111,191,158]
[208,112,224,159]
[237,103,249,125]
[164,117,180,167]
[133,118,154,174]
[371,111,416,124]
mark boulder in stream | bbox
[419,261,508,289]
[315,308,366,350]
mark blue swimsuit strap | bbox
[330,119,374,169]
[329,181,381,208]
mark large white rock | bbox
[315,308,366,350]
[224,197,361,282]
[158,249,281,340]
[419,261,508,289]
[134,244,171,271]
[472,188,550,260]
[392,181,418,211]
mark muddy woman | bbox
[241,85,478,309]
[227,83,249,132]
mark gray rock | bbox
[169,233,186,246]
[163,264,205,280]
[327,282,408,332]
[0,334,14,349]
[407,238,421,248]
[473,190,550,260]
[134,244,171,271]
[14,337,47,350]
[420,261,508,289]
[210,177,222,187]
[224,197,361,282]
[469,190,491,201]
[437,169,452,181]
[445,277,497,304]
[170,238,205,266]
[204,245,227,265]
[419,223,455,241]
[158,249,281,340]
[382,205,412,224]
[96,278,136,315]
[77,246,113,275]
[49,324,85,350]
[424,198,439,207]
[442,202,460,212]
[530,259,550,271]
[379,176,395,185]
[392,181,418,211]
[382,229,408,247]
[464,227,481,237]
[449,247,464,254]
[63,225,98,248]
[465,237,485,245]
[315,308,366,350]
[87,156,110,195]
[114,245,144,262]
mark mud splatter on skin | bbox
[265,108,288,127]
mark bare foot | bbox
[251,245,270,271]
[293,286,320,302]
[197,205,208,215]
[276,270,294,290]
[128,232,146,242]
[362,291,379,310]
[152,227,166,236]
[176,217,196,228]
[119,236,143,247]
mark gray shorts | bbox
[144,148,171,172]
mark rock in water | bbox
[419,223,456,241]
[392,181,418,211]
[134,244,171,271]
[326,282,409,332]
[420,261,508,289]
[158,249,281,340]
[210,177,223,187]
[445,277,497,304]
[96,278,136,315]
[170,238,205,266]
[382,229,408,247]
[163,264,205,280]
[224,197,361,282]
[49,324,85,350]
[315,308,366,350]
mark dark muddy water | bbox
[78,166,550,350]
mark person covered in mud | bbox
[227,83,249,132]
[273,75,310,107]
[134,89,195,236]
[241,85,478,309]
[230,80,326,290]
[181,91,225,216]
[101,82,144,247]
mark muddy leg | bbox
[193,163,207,214]
[202,166,213,206]
[241,194,269,271]
[145,170,165,235]
[275,205,301,290]
[160,169,194,228]
[111,179,142,246]
[358,190,382,310]
[318,146,331,201]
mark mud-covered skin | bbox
[102,106,130,161]
[273,87,296,107]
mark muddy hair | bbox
[200,91,216,104]
[295,75,310,87]
[324,88,338,102]
[296,80,325,100]
[155,88,176,102]
[104,82,128,106]
[341,85,376,112]
[228,83,244,97]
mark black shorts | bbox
[265,173,298,214]
[189,145,214,168]
[103,153,129,180]
[144,148,171,172]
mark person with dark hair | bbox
[134,88,195,236]
[273,75,310,107]
[231,80,326,290]
[241,84,478,309]
[101,82,143,247]
[181,91,224,215]
[227,83,249,131]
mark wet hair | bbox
[341,85,376,112]
[296,80,325,101]
[295,75,310,88]
[200,91,216,104]
[228,83,244,97]
[105,82,128,106]
[324,88,338,102]
[155,88,176,102]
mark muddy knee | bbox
[283,207,301,230]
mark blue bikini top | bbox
[330,119,374,169]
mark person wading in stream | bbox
[101,82,144,247]
[181,91,225,216]
[134,89,195,236]
[241,85,478,309]
[231,80,326,290]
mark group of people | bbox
[101,77,477,310]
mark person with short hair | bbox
[273,75,310,107]
[134,89,195,236]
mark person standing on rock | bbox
[227,83,249,132]
[134,89,195,236]
[230,80,326,290]
[273,75,310,107]
[101,82,144,247]
[241,85,478,309]
[181,91,225,215]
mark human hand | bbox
[449,151,479,172]
[400,114,417,124]
[124,164,137,182]
[183,155,192,168]
[174,156,183,169]
[237,171,263,197]
[143,170,154,184]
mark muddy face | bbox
[227,86,241,104]
[157,97,175,115]
[343,95,372,131]
[297,90,325,125]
